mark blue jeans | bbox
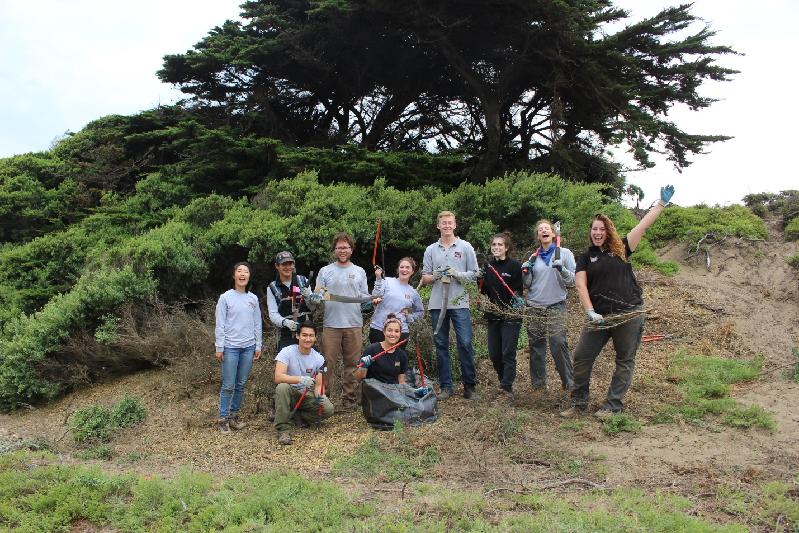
[429,308,476,390]
[219,345,255,418]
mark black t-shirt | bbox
[363,342,408,384]
[479,257,523,321]
[575,238,642,315]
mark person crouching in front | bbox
[273,322,333,445]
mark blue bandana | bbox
[537,244,556,265]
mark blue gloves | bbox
[414,386,432,398]
[585,308,604,325]
[510,295,525,309]
[660,185,675,205]
[359,355,373,368]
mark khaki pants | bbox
[273,383,334,432]
[321,327,362,405]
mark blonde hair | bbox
[591,214,626,261]
[534,219,555,245]
[437,211,456,222]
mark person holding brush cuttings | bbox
[522,220,576,393]
[561,185,675,420]
[479,232,524,398]
[273,322,333,445]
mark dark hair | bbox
[231,261,253,291]
[331,232,355,251]
[296,321,317,336]
[490,232,513,257]
[382,313,403,332]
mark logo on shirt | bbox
[348,274,355,279]
[501,272,511,278]
[590,256,598,263]
[248,302,256,308]
[394,362,400,367]
[404,294,411,299]
[454,252,462,259]
[305,368,313,374]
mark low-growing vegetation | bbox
[0,450,764,531]
[69,394,147,444]
[656,351,774,430]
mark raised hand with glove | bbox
[659,184,675,206]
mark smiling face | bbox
[590,219,608,247]
[276,260,294,280]
[437,215,456,238]
[383,321,402,345]
[490,237,508,260]
[397,259,414,282]
[297,325,316,350]
[233,264,251,290]
[537,222,554,247]
[333,239,352,264]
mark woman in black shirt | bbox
[356,315,408,385]
[561,185,674,419]
[479,232,524,397]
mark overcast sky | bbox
[1,1,795,206]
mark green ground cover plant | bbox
[656,351,774,430]
[0,450,758,532]
[69,394,147,444]
[645,204,768,247]
[602,413,643,435]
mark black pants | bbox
[571,313,645,412]
[486,319,521,392]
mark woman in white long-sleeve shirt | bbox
[370,257,424,343]
[214,261,262,433]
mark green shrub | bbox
[70,405,114,444]
[110,394,147,428]
[69,395,147,445]
[602,413,642,435]
[786,217,799,240]
[646,204,768,247]
[786,254,799,268]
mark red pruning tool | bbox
[415,343,426,388]
[290,364,327,417]
[372,219,382,268]
[486,263,518,298]
[356,338,409,368]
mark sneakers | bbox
[228,414,247,430]
[558,406,584,419]
[593,408,618,421]
[463,385,480,400]
[438,388,453,401]
[277,431,292,445]
[217,418,231,434]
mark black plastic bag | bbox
[360,378,438,430]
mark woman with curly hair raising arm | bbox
[560,185,674,420]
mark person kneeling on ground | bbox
[356,315,433,428]
[273,322,334,445]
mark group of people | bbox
[213,186,675,443]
